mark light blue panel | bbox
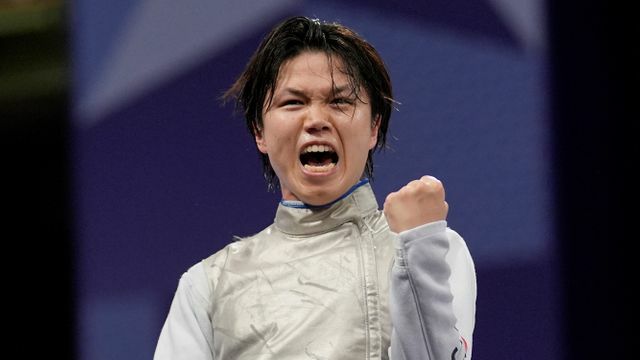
[73,0,300,126]
[303,3,552,265]
[79,292,161,360]
[71,0,141,99]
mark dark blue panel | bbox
[473,259,563,359]
[307,0,518,47]
[71,0,140,96]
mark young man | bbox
[154,16,476,360]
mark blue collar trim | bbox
[280,178,370,209]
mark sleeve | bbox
[154,262,215,360]
[389,220,477,360]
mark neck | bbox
[280,178,370,209]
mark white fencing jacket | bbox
[154,181,476,359]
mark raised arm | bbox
[384,176,476,359]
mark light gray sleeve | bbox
[154,262,215,360]
[389,221,476,360]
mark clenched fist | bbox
[383,175,449,233]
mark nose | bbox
[304,105,332,134]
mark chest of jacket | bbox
[207,213,395,360]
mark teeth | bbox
[304,163,336,172]
[302,144,335,153]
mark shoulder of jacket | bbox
[199,224,276,287]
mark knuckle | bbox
[385,191,397,201]
[421,175,443,188]
[405,180,424,194]
[421,174,441,183]
[384,193,397,208]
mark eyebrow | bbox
[277,85,353,98]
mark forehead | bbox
[274,51,352,90]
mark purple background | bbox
[70,1,562,359]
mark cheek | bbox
[346,133,373,162]
[263,125,297,159]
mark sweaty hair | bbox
[224,16,394,189]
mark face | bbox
[255,51,379,206]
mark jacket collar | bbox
[274,180,379,236]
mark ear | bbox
[368,115,381,150]
[254,125,268,154]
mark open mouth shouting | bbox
[300,144,339,173]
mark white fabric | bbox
[155,223,476,359]
[154,184,476,359]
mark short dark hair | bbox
[224,16,394,189]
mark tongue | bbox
[308,157,333,166]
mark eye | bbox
[282,99,303,107]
